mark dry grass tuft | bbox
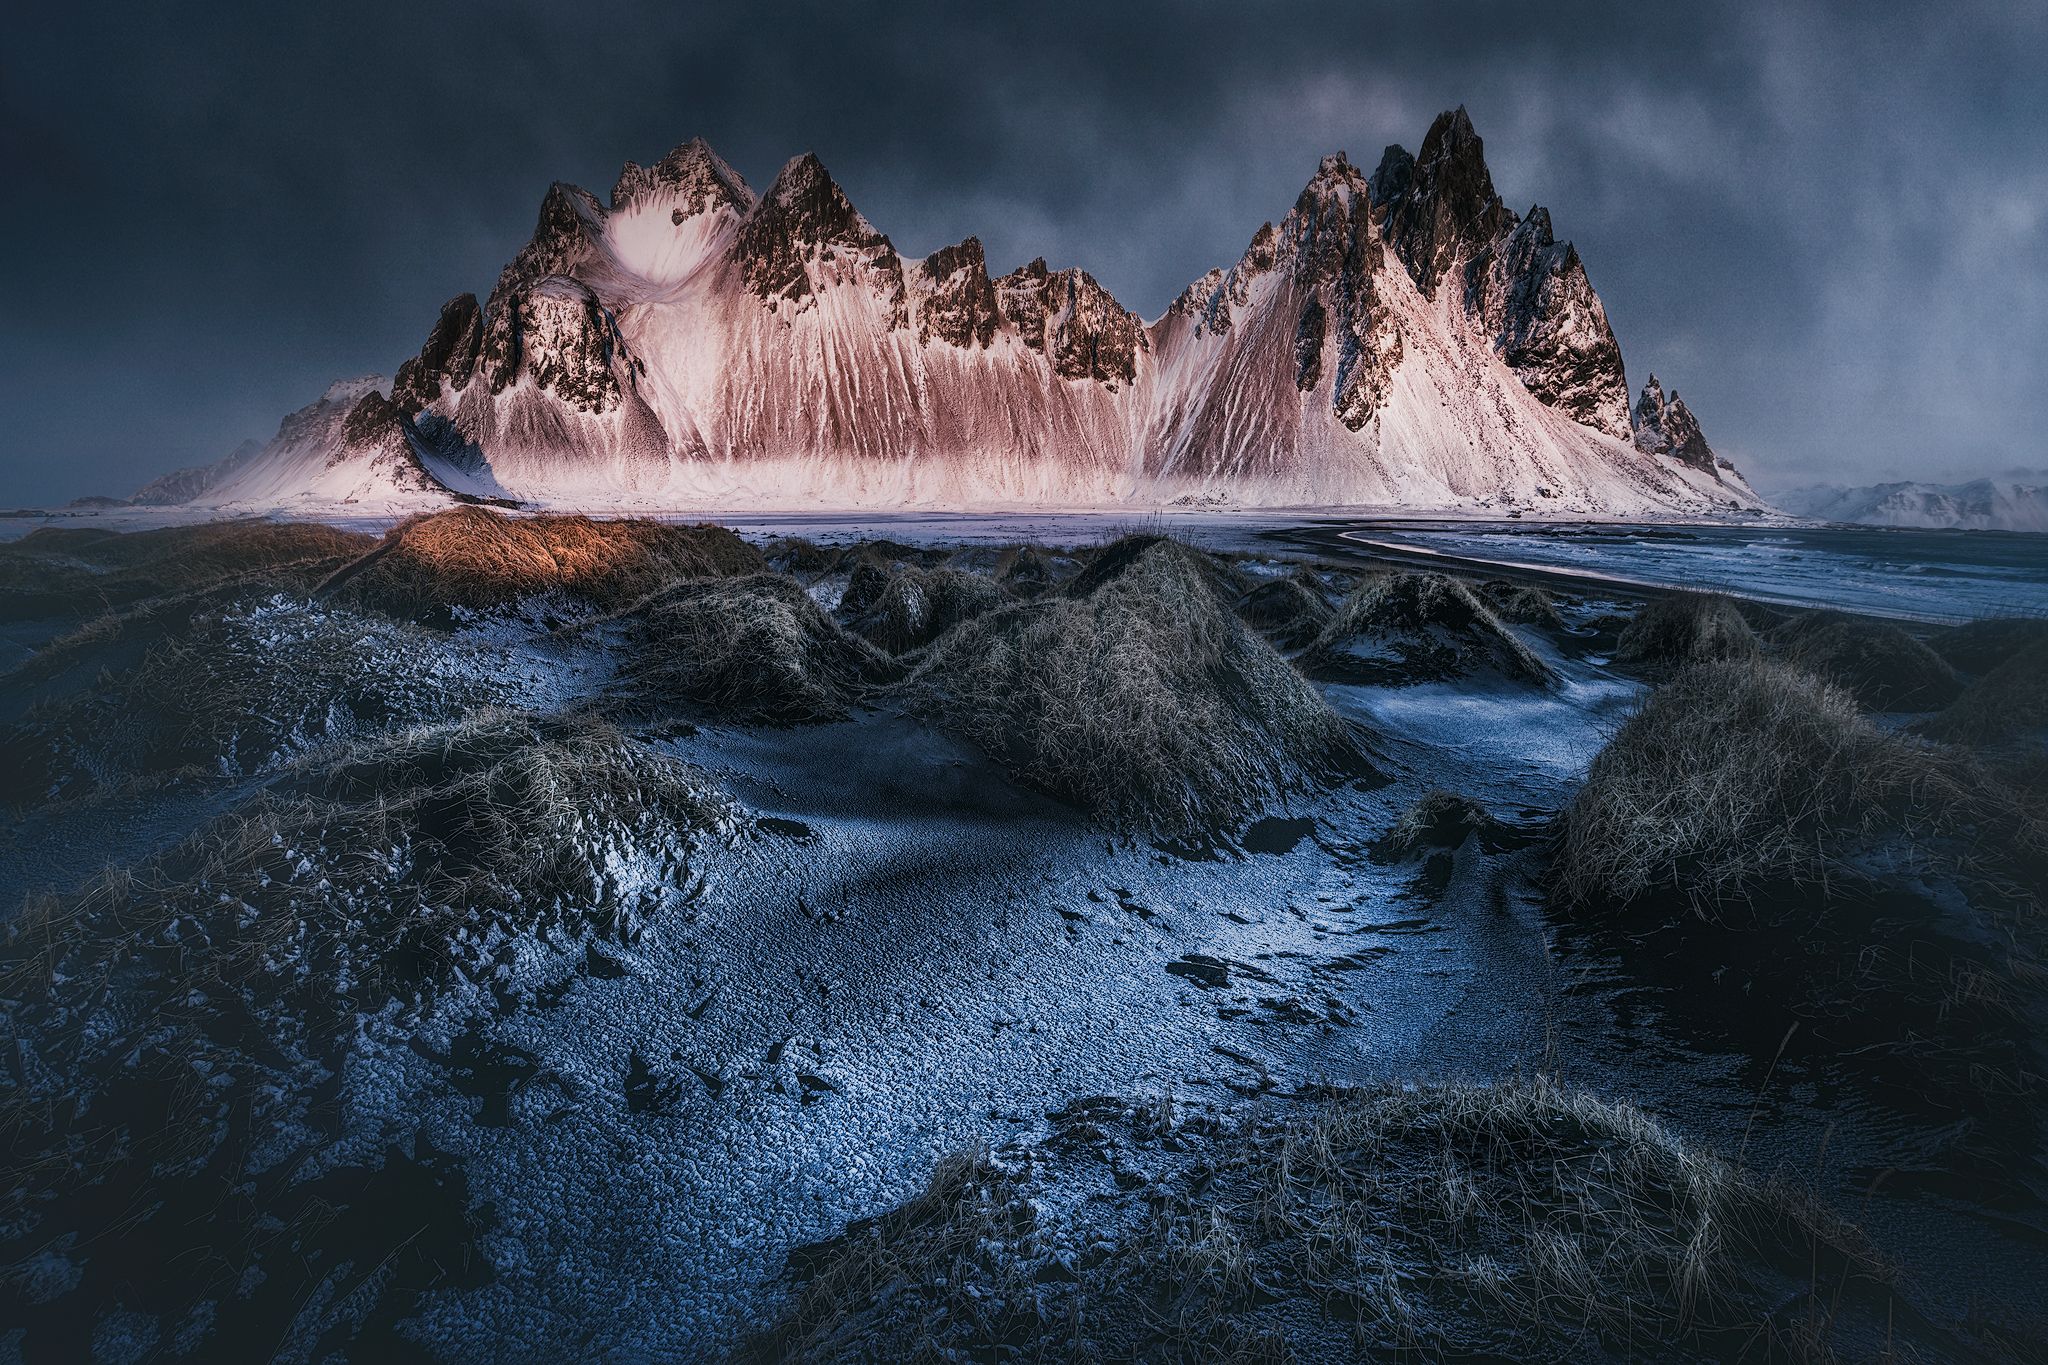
[901,537,1370,838]
[1234,571,1334,650]
[615,574,905,724]
[845,563,1008,654]
[993,544,1065,596]
[1303,572,1553,687]
[318,506,762,620]
[1481,579,1567,630]
[1920,638,2048,747]
[1557,658,2041,912]
[754,1076,1897,1363]
[1375,790,1521,860]
[1931,617,2048,676]
[1613,592,1759,673]
[762,535,844,575]
[0,520,374,621]
[1769,611,1962,711]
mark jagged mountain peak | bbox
[392,294,484,414]
[1290,155,1373,210]
[1378,107,1513,295]
[760,153,876,238]
[993,257,1146,386]
[1632,375,1717,472]
[915,237,1000,349]
[1313,151,1363,181]
[493,181,606,295]
[611,137,755,217]
[733,153,901,316]
[1368,144,1415,209]
[921,235,989,276]
[1419,105,1483,164]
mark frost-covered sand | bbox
[2,513,2043,1361]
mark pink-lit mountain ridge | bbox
[139,109,1760,515]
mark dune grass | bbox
[1303,571,1553,687]
[1556,658,2041,912]
[4,709,736,1026]
[901,537,1368,838]
[0,711,736,1355]
[761,535,845,575]
[1,595,511,805]
[615,574,906,724]
[1374,789,1522,860]
[1920,638,2048,747]
[318,506,762,620]
[754,1076,1895,1363]
[992,544,1066,596]
[1613,592,1760,673]
[1931,617,2048,676]
[1481,579,1567,630]
[0,520,374,621]
[844,563,1009,654]
[1233,571,1334,650]
[1769,610,1962,711]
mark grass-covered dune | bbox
[1769,609,1962,711]
[1302,571,1554,687]
[319,506,763,620]
[1556,657,2040,913]
[1233,571,1334,650]
[5,709,737,1019]
[0,521,374,621]
[1922,636,2048,747]
[1,710,739,1355]
[1611,591,1760,674]
[613,573,907,724]
[755,1077,1908,1364]
[2,597,511,805]
[842,561,1009,654]
[905,536,1371,839]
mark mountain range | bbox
[1769,475,2048,533]
[135,109,1761,517]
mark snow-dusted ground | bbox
[3,524,2043,1360]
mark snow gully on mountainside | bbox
[155,110,1762,517]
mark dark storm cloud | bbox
[2,1,2042,503]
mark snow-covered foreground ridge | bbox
[141,109,1762,517]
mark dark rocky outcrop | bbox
[610,137,754,216]
[1632,375,1717,472]
[916,238,1001,349]
[392,294,484,415]
[1371,108,1513,298]
[1466,208,1630,438]
[480,183,607,392]
[1371,109,1629,438]
[731,154,906,326]
[1290,155,1399,429]
[994,258,1146,387]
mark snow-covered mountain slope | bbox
[167,111,1762,516]
[1771,477,2048,532]
[169,376,453,508]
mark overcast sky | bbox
[3,1,2043,504]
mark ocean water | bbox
[1306,520,2048,623]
